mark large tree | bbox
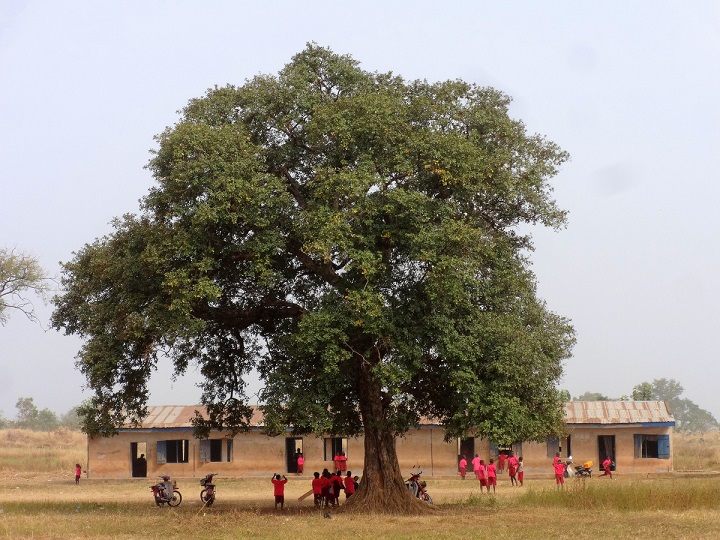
[52,45,574,512]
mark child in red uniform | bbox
[296,453,304,475]
[601,456,613,478]
[471,454,481,480]
[553,460,565,489]
[498,452,507,473]
[344,471,355,499]
[517,456,525,486]
[272,474,288,509]
[332,473,344,506]
[553,452,561,466]
[477,459,488,492]
[458,455,467,480]
[312,472,323,506]
[334,451,348,473]
[320,469,332,507]
[486,459,497,493]
[507,453,518,486]
[74,463,82,485]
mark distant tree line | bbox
[568,378,718,433]
[0,397,81,431]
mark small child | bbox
[553,460,566,489]
[458,455,467,480]
[477,459,488,492]
[471,453,481,480]
[74,463,82,485]
[296,452,304,475]
[271,473,288,509]
[312,472,322,506]
[517,456,525,486]
[486,458,497,493]
[332,472,344,506]
[497,452,507,473]
[320,469,332,507]
[344,471,355,499]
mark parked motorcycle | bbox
[574,461,593,478]
[200,473,217,506]
[406,469,433,504]
[150,475,182,507]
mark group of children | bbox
[271,469,359,510]
[293,449,347,476]
[457,452,524,492]
[311,469,359,507]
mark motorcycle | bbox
[150,475,182,507]
[406,469,433,504]
[200,473,217,506]
[574,461,593,478]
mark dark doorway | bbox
[130,442,147,477]
[286,437,303,473]
[458,437,474,461]
[598,435,615,466]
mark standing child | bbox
[471,453,481,480]
[458,455,467,480]
[517,456,525,486]
[344,471,355,499]
[498,452,507,474]
[74,463,82,485]
[296,452,304,475]
[320,469,332,507]
[477,459,488,492]
[486,459,497,493]
[312,472,323,506]
[553,459,566,490]
[272,473,288,509]
[507,453,518,486]
[334,451,348,473]
[332,472,344,506]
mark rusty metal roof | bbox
[127,400,674,429]
[126,405,264,429]
[565,400,674,424]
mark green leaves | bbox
[53,44,573,444]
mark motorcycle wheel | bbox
[168,490,182,507]
[201,489,215,506]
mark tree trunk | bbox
[343,359,431,514]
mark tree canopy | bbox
[52,44,574,511]
[0,248,49,325]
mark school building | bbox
[85,400,674,479]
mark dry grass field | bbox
[2,429,720,539]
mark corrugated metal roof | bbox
[564,400,673,424]
[127,405,264,429]
[128,400,673,429]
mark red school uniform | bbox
[272,477,288,496]
[553,461,566,484]
[334,454,347,472]
[344,475,355,496]
[75,465,82,478]
[297,455,304,473]
[498,453,507,471]
[486,463,497,486]
[477,463,487,486]
[312,477,323,495]
[507,456,518,476]
[458,457,467,477]
[471,456,481,478]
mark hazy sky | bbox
[1,1,719,419]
